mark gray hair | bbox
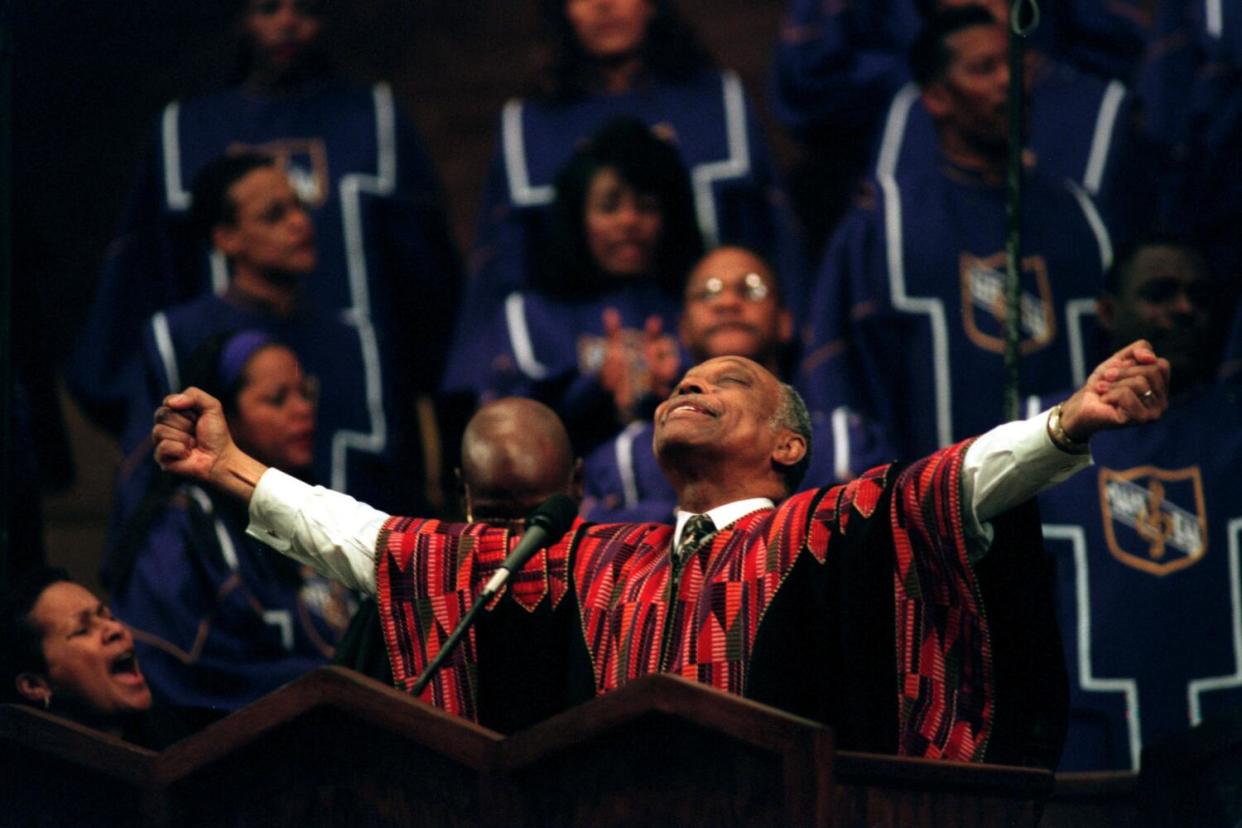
[770,383,813,493]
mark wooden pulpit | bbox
[153,667,501,827]
[2,667,1067,827]
[496,672,1052,828]
[0,702,157,826]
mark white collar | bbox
[673,497,775,547]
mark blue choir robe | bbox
[871,58,1136,238]
[67,81,460,452]
[444,282,681,453]
[121,292,420,514]
[462,70,805,328]
[1030,383,1242,771]
[111,483,355,711]
[1133,0,1242,277]
[771,0,1142,239]
[800,163,1112,460]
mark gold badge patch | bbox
[229,138,330,208]
[1099,466,1208,576]
[959,252,1056,354]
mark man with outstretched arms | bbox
[153,341,1170,767]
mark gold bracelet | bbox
[1047,403,1090,454]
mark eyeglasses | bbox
[687,272,772,303]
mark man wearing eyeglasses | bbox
[583,245,893,522]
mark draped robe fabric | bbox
[375,441,1066,766]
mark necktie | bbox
[674,513,716,571]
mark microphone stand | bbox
[411,585,493,697]
[409,493,577,697]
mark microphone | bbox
[410,493,579,697]
[480,493,579,599]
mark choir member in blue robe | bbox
[771,0,1141,251]
[800,8,1113,461]
[464,0,804,327]
[67,0,461,499]
[1031,239,1240,771]
[584,245,892,523]
[110,331,355,711]
[445,117,703,455]
[117,152,428,523]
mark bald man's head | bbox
[460,398,581,523]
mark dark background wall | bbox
[12,1,794,590]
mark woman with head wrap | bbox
[108,330,356,712]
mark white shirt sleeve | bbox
[960,408,1092,556]
[239,409,1087,590]
[245,468,390,595]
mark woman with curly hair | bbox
[460,0,804,330]
[447,117,703,453]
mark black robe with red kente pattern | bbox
[375,441,1067,766]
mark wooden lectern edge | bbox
[4,673,1068,819]
[0,703,156,783]
[155,666,502,783]
[493,674,1051,798]
[1052,769,1139,796]
[833,750,1054,796]
[496,673,835,772]
[1,663,1052,796]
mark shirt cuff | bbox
[246,467,389,595]
[245,467,313,553]
[961,408,1093,554]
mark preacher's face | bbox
[29,582,152,718]
[217,166,317,277]
[653,355,784,466]
[680,247,792,365]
